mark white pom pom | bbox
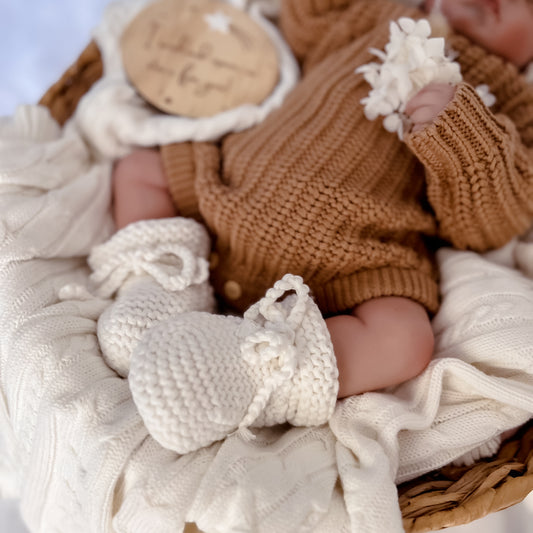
[411,18,432,38]
[398,17,417,34]
[356,17,462,139]
[383,113,403,137]
[425,36,445,57]
[475,84,497,108]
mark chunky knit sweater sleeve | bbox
[406,40,533,252]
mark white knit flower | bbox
[475,84,496,108]
[356,17,462,139]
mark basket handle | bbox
[39,40,103,126]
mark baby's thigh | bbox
[355,296,435,371]
[112,148,176,228]
[113,148,167,191]
[328,296,434,396]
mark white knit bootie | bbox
[128,274,339,454]
[88,218,215,377]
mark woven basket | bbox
[39,41,533,533]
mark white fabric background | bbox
[0,1,531,532]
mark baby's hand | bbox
[404,82,456,134]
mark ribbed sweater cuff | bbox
[406,83,517,250]
[316,267,440,315]
[407,83,508,171]
[160,143,201,220]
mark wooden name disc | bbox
[121,0,279,117]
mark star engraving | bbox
[204,11,232,34]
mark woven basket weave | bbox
[39,41,533,533]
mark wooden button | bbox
[224,280,242,300]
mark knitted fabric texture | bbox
[88,218,215,377]
[3,102,533,533]
[162,0,533,315]
[128,274,339,454]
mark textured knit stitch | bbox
[162,0,533,315]
[160,144,201,221]
[128,274,338,454]
[89,218,216,377]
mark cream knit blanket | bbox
[2,104,533,533]
[1,3,533,533]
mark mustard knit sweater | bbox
[160,0,533,315]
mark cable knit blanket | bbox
[2,2,533,533]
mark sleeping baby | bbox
[94,0,533,453]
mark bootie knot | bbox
[89,220,210,297]
[237,274,312,431]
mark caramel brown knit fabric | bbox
[162,0,533,315]
[160,143,201,221]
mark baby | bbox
[111,0,533,403]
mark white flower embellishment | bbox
[475,84,496,108]
[356,17,462,139]
[204,11,232,34]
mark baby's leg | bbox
[326,297,434,398]
[113,148,177,229]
